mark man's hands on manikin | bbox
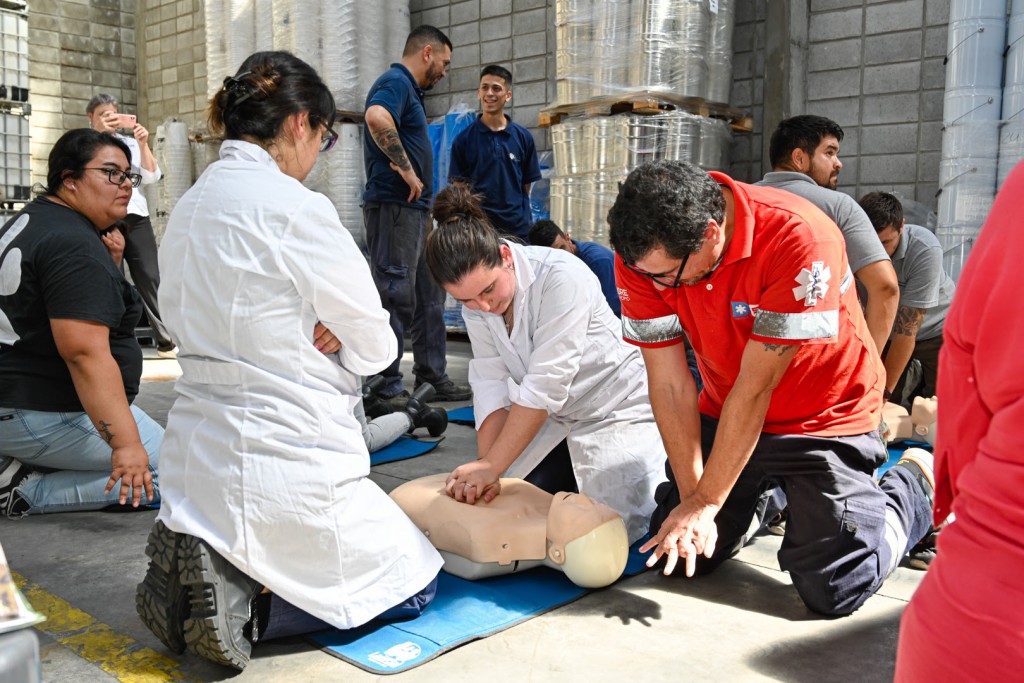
[640,491,719,577]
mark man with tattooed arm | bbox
[362,25,471,405]
[607,160,935,616]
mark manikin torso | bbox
[390,474,629,588]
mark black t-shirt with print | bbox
[0,197,144,411]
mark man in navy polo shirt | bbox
[528,218,621,317]
[363,25,471,403]
[448,65,542,241]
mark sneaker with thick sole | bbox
[136,521,190,653]
[420,379,472,402]
[0,458,33,517]
[895,447,935,506]
[179,534,261,670]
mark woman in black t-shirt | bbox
[0,128,162,516]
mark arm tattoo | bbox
[893,305,925,337]
[96,420,115,444]
[371,126,412,171]
[762,342,792,357]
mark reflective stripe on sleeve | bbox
[840,267,854,294]
[622,313,684,345]
[752,309,839,340]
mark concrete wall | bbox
[797,0,949,205]
[410,0,556,150]
[26,0,137,186]
[135,0,207,129]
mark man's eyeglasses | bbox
[320,124,339,153]
[85,167,142,188]
[623,251,692,289]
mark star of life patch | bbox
[792,261,830,306]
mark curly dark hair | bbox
[427,181,504,285]
[608,160,724,265]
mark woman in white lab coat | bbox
[426,183,665,543]
[137,52,441,670]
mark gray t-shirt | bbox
[756,171,890,274]
[890,224,954,341]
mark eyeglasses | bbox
[623,251,692,289]
[320,124,339,153]
[85,167,142,188]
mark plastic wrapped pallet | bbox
[707,0,736,104]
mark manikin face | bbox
[422,44,452,91]
[877,223,903,257]
[445,245,516,316]
[478,74,512,116]
[805,135,843,190]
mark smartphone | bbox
[115,113,137,129]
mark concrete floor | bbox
[2,340,921,682]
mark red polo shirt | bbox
[616,172,883,437]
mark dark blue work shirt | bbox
[363,64,433,210]
[575,239,621,318]
[448,115,541,240]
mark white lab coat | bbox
[465,244,666,542]
[156,140,442,629]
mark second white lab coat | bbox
[156,140,441,629]
[465,244,666,542]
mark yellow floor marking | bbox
[13,570,191,683]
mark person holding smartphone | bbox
[86,94,175,358]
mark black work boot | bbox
[179,534,261,670]
[362,375,394,419]
[136,521,190,653]
[405,383,448,438]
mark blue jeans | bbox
[0,405,162,514]
[363,201,449,395]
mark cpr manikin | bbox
[882,396,937,445]
[390,474,628,588]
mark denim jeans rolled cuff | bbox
[0,404,163,514]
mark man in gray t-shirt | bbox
[757,116,899,356]
[859,192,954,407]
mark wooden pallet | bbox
[336,109,365,124]
[539,91,752,132]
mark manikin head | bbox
[769,115,845,190]
[545,492,628,588]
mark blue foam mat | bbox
[370,436,441,466]
[446,406,475,425]
[879,440,932,477]
[309,539,651,674]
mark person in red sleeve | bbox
[894,164,1024,679]
[607,160,934,616]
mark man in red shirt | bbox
[607,160,934,615]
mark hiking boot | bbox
[895,447,935,506]
[0,458,33,518]
[405,383,448,438]
[136,521,190,653]
[419,379,472,402]
[179,534,261,670]
[362,376,394,419]
[907,530,938,570]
